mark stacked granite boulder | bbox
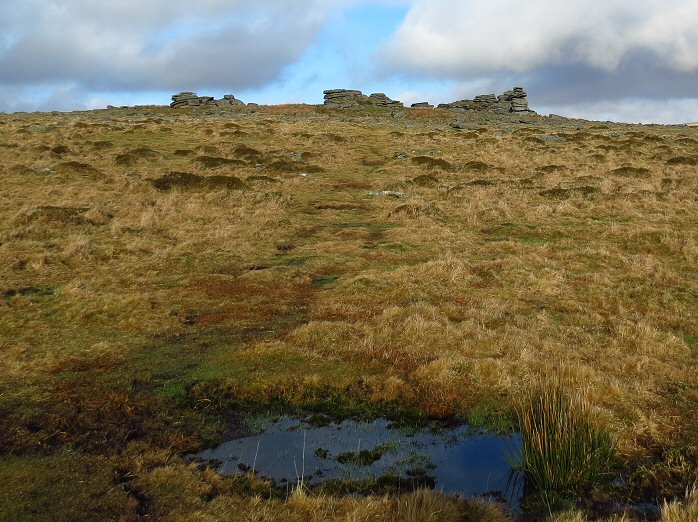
[171,92,208,107]
[170,92,245,108]
[498,87,531,113]
[323,89,403,109]
[323,89,369,109]
[217,94,245,107]
[411,102,434,108]
[368,93,404,108]
[438,87,534,114]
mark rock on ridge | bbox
[438,87,534,114]
[170,92,245,108]
[323,89,403,109]
[368,93,404,108]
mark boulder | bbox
[215,94,245,106]
[170,92,245,108]
[323,89,403,109]
[323,89,370,109]
[368,93,404,108]
[411,102,434,108]
[439,87,535,114]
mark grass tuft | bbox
[661,485,698,521]
[515,375,615,508]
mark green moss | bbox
[0,452,134,521]
[483,222,560,246]
[336,442,397,466]
[314,473,435,496]
[312,276,339,287]
[465,396,516,434]
[518,235,549,246]
[195,156,246,169]
[3,284,60,300]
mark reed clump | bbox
[516,377,615,506]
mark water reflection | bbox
[194,416,522,509]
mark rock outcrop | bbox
[323,87,533,113]
[170,92,245,108]
[438,87,534,114]
[368,93,404,108]
[323,89,403,109]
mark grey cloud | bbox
[0,19,317,92]
[524,53,698,106]
[379,0,698,108]
[0,0,345,106]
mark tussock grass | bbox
[515,374,615,508]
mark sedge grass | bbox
[516,376,615,507]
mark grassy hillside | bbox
[1,104,696,520]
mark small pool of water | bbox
[193,416,522,509]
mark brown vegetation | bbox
[0,104,697,520]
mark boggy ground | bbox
[0,103,696,521]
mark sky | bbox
[1,0,697,123]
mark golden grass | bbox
[1,104,697,518]
[661,486,698,521]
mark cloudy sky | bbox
[1,0,697,123]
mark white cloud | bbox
[375,0,698,121]
[381,0,698,76]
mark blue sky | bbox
[1,0,697,123]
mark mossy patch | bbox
[232,145,262,162]
[610,166,651,178]
[463,160,495,173]
[390,203,443,219]
[3,284,60,300]
[195,156,246,169]
[50,145,70,155]
[22,205,95,226]
[312,276,339,287]
[465,397,516,434]
[0,452,135,522]
[54,161,102,177]
[537,164,569,174]
[411,174,439,187]
[666,156,698,166]
[411,156,454,171]
[539,186,600,199]
[336,442,397,466]
[152,171,246,191]
[267,160,324,173]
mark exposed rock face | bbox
[438,87,534,114]
[323,89,403,109]
[170,92,245,108]
[368,93,404,108]
[323,89,368,109]
[411,102,434,108]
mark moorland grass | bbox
[1,104,697,519]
